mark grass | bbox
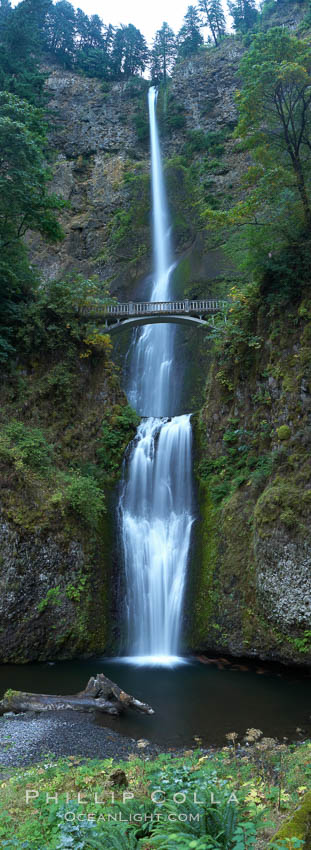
[0,736,310,849]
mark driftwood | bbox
[0,673,154,717]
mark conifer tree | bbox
[150,22,176,84]
[0,0,50,103]
[75,10,103,50]
[177,5,203,58]
[228,0,258,34]
[44,0,76,66]
[197,0,226,46]
[110,24,148,78]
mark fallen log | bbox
[0,673,154,717]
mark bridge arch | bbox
[105,314,211,334]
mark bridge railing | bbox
[79,299,226,317]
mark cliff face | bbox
[0,331,137,662]
[29,41,248,297]
[191,296,311,666]
[3,9,311,665]
[28,71,151,297]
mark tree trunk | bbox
[0,673,154,717]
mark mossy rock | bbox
[270,789,311,848]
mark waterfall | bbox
[119,87,194,665]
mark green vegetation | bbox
[228,0,258,34]
[0,91,64,362]
[288,630,311,654]
[0,739,310,848]
[51,471,106,529]
[98,405,140,482]
[37,587,61,613]
[193,13,311,664]
[150,22,176,84]
[0,0,149,79]
[106,167,151,265]
[198,0,226,46]
[0,421,54,474]
[203,28,311,302]
[177,6,204,58]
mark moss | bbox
[106,168,151,265]
[270,790,311,848]
[255,479,306,533]
[277,425,291,441]
[3,688,20,702]
[193,480,219,644]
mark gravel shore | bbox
[0,711,161,769]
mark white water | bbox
[119,88,194,665]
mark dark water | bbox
[0,657,310,748]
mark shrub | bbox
[97,404,140,481]
[51,472,106,528]
[0,421,54,474]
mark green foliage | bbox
[0,92,65,245]
[183,128,228,160]
[0,421,54,474]
[97,405,140,482]
[0,0,47,104]
[198,0,227,46]
[18,274,114,361]
[157,88,187,136]
[0,91,65,362]
[202,28,311,319]
[236,28,311,229]
[177,6,204,59]
[150,22,176,83]
[51,471,106,528]
[110,24,148,79]
[37,586,61,613]
[1,741,310,849]
[228,0,258,33]
[133,105,149,142]
[107,171,150,260]
[0,0,150,86]
[197,413,280,505]
[288,629,311,654]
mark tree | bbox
[44,0,76,66]
[197,0,226,46]
[177,5,203,58]
[0,93,65,360]
[150,22,176,84]
[0,93,64,247]
[0,0,11,26]
[202,27,311,309]
[110,24,148,78]
[236,28,311,229]
[0,0,50,103]
[228,0,258,34]
[75,9,103,50]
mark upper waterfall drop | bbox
[119,87,194,666]
[127,87,177,419]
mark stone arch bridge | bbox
[79,299,226,334]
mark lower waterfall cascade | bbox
[118,86,194,665]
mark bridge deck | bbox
[80,299,226,320]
